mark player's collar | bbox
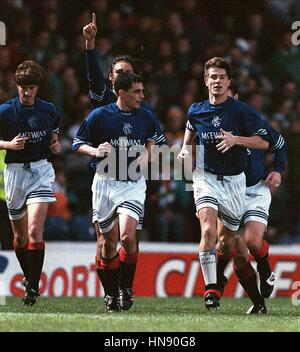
[208,97,230,110]
[113,103,134,116]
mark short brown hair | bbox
[229,79,239,96]
[204,57,231,80]
[15,60,45,86]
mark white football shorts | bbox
[92,174,146,234]
[4,159,56,220]
[241,180,271,226]
[193,169,246,231]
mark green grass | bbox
[0,297,298,332]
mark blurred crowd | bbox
[1,0,300,244]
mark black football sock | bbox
[27,242,45,292]
[234,261,264,305]
[14,240,29,279]
[119,247,138,289]
[96,254,120,297]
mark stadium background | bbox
[0,0,300,300]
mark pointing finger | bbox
[92,12,96,25]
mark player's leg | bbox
[243,221,275,298]
[215,220,238,295]
[118,213,139,310]
[198,207,221,309]
[10,214,29,289]
[233,234,266,314]
[22,202,48,305]
[95,222,120,313]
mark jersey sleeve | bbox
[239,103,268,140]
[85,49,108,108]
[146,114,158,142]
[186,104,197,132]
[267,124,287,174]
[52,105,61,134]
[150,111,167,146]
[72,112,95,152]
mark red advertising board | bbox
[0,243,299,298]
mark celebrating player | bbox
[82,12,166,310]
[178,57,269,310]
[73,72,157,312]
[0,60,61,305]
[215,80,287,314]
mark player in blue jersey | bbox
[178,57,269,310]
[83,13,166,146]
[83,13,167,310]
[215,80,287,314]
[73,72,156,312]
[0,60,61,305]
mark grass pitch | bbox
[0,297,299,332]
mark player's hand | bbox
[216,128,236,153]
[177,147,190,160]
[95,142,112,157]
[49,134,62,154]
[8,134,27,150]
[83,12,97,42]
[265,171,281,193]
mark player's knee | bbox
[201,225,216,241]
[246,238,262,253]
[102,236,117,253]
[233,251,248,269]
[14,235,27,249]
[28,222,42,241]
[120,232,136,252]
[218,236,235,255]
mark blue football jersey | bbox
[245,120,287,187]
[186,97,268,175]
[72,103,157,180]
[85,49,167,146]
[0,97,60,164]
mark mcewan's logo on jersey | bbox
[212,116,221,128]
[123,123,133,135]
[201,131,223,142]
[110,137,142,147]
[20,130,47,143]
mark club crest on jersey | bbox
[27,115,38,129]
[123,122,133,135]
[212,116,221,128]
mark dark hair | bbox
[114,72,143,94]
[204,57,232,80]
[109,55,141,75]
[229,79,239,96]
[15,60,45,86]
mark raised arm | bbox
[83,13,108,108]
